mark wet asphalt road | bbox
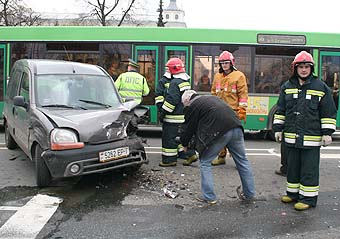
[0,131,340,239]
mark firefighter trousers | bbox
[161,122,196,164]
[286,146,320,207]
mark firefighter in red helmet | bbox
[273,51,337,211]
[210,51,248,166]
[158,58,198,167]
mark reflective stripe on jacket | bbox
[162,75,191,124]
[115,71,150,104]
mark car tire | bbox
[5,122,17,149]
[35,145,52,187]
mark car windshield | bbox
[35,74,121,109]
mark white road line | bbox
[0,194,62,239]
[0,206,21,211]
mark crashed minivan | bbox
[3,59,148,187]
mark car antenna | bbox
[63,45,76,73]
[63,45,71,61]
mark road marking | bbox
[0,206,21,211]
[0,194,62,239]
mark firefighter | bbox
[155,67,171,116]
[210,51,248,166]
[273,51,337,211]
[115,59,150,104]
[159,58,198,167]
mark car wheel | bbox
[35,145,52,187]
[5,122,17,149]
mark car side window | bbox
[7,69,21,99]
[19,72,29,103]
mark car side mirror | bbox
[134,105,149,124]
[13,96,28,109]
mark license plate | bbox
[99,147,129,163]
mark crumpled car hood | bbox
[39,107,133,143]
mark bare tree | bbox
[0,0,42,26]
[83,0,139,26]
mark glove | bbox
[321,135,332,146]
[237,107,247,123]
[275,132,282,142]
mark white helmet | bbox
[182,90,197,107]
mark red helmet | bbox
[292,51,314,66]
[166,58,185,74]
[218,51,235,65]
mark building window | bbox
[166,14,169,19]
[175,14,179,20]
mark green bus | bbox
[0,26,339,138]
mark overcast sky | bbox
[25,0,340,33]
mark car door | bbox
[4,68,21,141]
[14,70,31,155]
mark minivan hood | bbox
[39,107,133,143]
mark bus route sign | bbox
[257,34,306,45]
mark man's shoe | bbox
[275,170,287,177]
[281,195,295,203]
[211,156,226,166]
[235,186,266,202]
[159,162,177,167]
[183,154,198,166]
[196,197,217,205]
[294,202,311,211]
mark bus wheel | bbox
[35,145,52,187]
[5,122,17,149]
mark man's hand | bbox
[322,135,332,146]
[275,132,282,142]
[183,146,188,152]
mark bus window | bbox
[193,45,251,93]
[102,43,131,81]
[254,47,304,94]
[46,43,100,65]
[0,50,4,101]
[167,50,186,65]
[194,56,213,93]
[11,43,45,67]
[137,50,157,106]
[321,56,340,110]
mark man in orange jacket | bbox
[210,51,248,165]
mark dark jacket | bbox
[162,76,191,124]
[273,76,337,148]
[181,95,242,154]
[155,74,171,112]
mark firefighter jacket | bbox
[181,95,243,155]
[211,70,248,111]
[115,70,150,104]
[155,72,171,112]
[162,73,191,124]
[273,76,337,148]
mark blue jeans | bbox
[199,127,255,200]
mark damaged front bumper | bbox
[41,137,148,178]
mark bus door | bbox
[0,44,7,124]
[135,46,159,124]
[320,51,340,127]
[164,46,190,74]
